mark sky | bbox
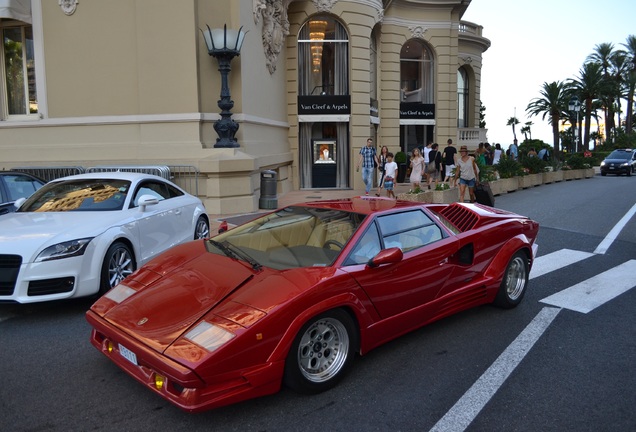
[461,0,634,145]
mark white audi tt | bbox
[0,172,209,303]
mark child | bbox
[382,152,398,199]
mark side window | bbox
[166,183,184,198]
[5,175,43,200]
[344,224,382,266]
[377,210,443,252]
[132,181,170,207]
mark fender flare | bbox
[266,291,374,363]
[483,234,532,282]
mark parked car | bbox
[0,171,45,216]
[600,149,636,176]
[0,172,209,303]
[86,197,539,412]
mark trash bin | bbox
[259,170,278,209]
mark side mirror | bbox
[13,197,26,210]
[368,247,403,268]
[137,194,159,212]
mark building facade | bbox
[0,0,489,214]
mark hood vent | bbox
[438,204,478,232]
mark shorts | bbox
[445,164,455,177]
[384,177,394,191]
[459,178,476,187]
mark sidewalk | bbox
[208,181,419,232]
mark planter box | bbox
[431,188,458,204]
[584,168,595,178]
[397,187,457,204]
[489,178,518,195]
[542,170,564,184]
[397,191,432,203]
[563,169,584,180]
[518,173,542,188]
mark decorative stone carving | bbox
[313,0,337,13]
[409,25,427,39]
[59,0,78,16]
[253,0,291,74]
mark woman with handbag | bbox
[426,143,442,190]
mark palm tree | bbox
[526,81,570,154]
[506,116,520,141]
[587,43,619,140]
[520,121,533,141]
[569,62,607,151]
[524,121,533,140]
[520,125,530,141]
[622,35,636,134]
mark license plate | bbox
[609,166,614,169]
[118,343,138,366]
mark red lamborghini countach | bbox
[86,197,539,412]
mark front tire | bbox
[284,309,357,394]
[100,242,135,295]
[194,215,210,239]
[493,251,528,309]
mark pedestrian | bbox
[356,138,379,195]
[382,152,398,199]
[426,143,442,190]
[422,141,433,184]
[527,147,538,158]
[376,145,389,196]
[454,145,479,203]
[493,143,503,165]
[409,148,425,190]
[509,139,519,160]
[475,142,486,165]
[484,142,494,165]
[442,138,457,187]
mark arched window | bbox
[298,16,349,96]
[457,68,469,128]
[400,40,434,104]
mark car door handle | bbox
[175,209,182,215]
[439,258,448,265]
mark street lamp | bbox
[568,96,581,152]
[201,24,246,148]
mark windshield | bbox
[18,179,130,212]
[208,206,366,270]
[607,150,633,160]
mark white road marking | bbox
[594,202,636,254]
[540,259,636,313]
[530,249,593,279]
[429,307,561,432]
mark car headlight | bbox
[104,284,136,303]
[600,161,606,166]
[35,237,93,262]
[621,162,629,167]
[184,321,235,352]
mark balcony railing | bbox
[457,127,488,150]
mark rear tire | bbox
[284,309,357,394]
[100,242,135,295]
[493,251,528,309]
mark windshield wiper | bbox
[209,240,262,271]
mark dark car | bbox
[600,149,636,176]
[0,171,45,215]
